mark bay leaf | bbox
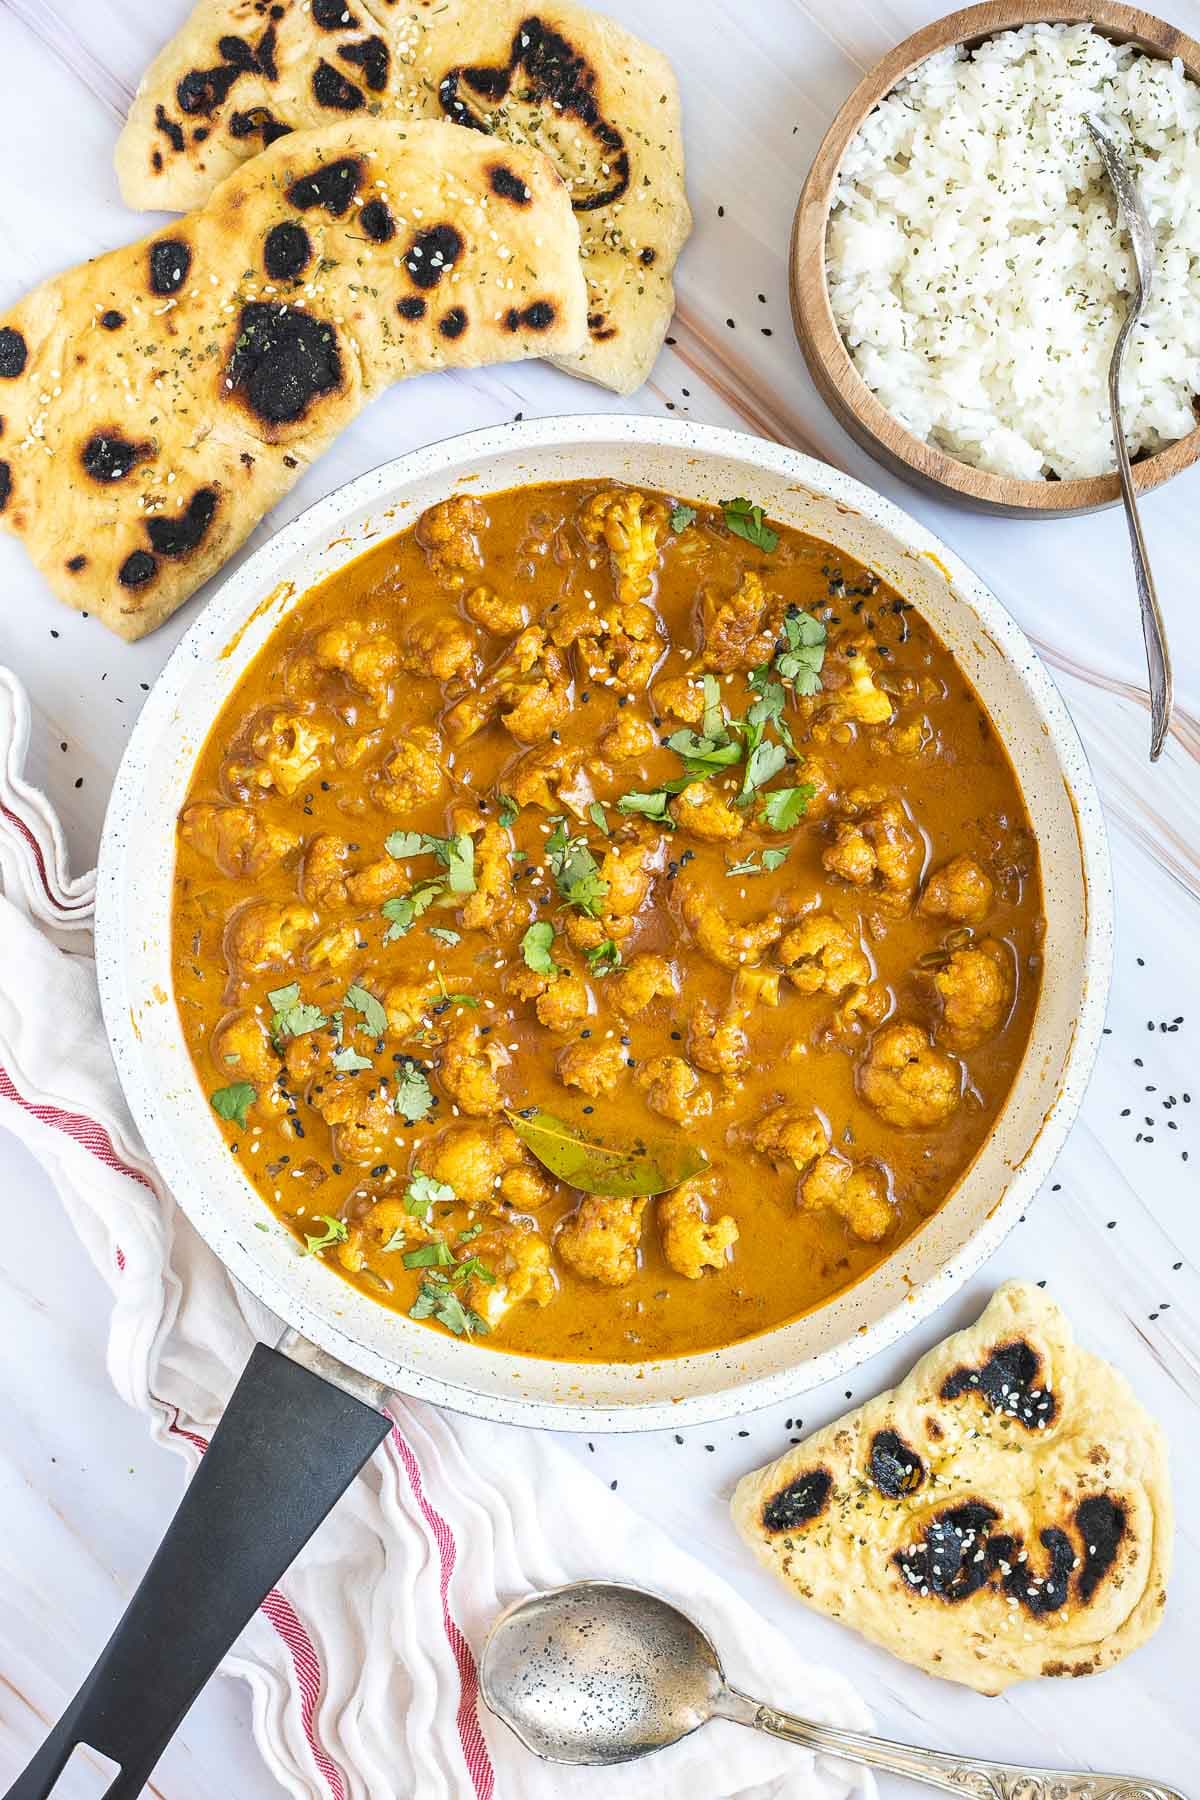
[505,1108,707,1199]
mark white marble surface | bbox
[0,0,1197,1795]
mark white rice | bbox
[827,23,1200,480]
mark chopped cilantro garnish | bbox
[725,845,791,878]
[381,879,443,941]
[496,793,519,828]
[585,938,622,975]
[669,502,697,532]
[665,727,742,775]
[303,1214,349,1257]
[266,983,327,1043]
[617,789,672,822]
[588,801,610,836]
[776,608,826,695]
[761,784,815,831]
[384,829,476,894]
[701,673,725,743]
[521,919,557,975]
[545,818,609,917]
[763,846,790,871]
[739,737,788,801]
[409,1279,489,1336]
[332,1045,373,1072]
[344,982,387,1038]
[210,1082,255,1129]
[403,1169,455,1217]
[721,496,779,553]
[403,1239,455,1269]
[394,1060,435,1123]
[427,926,461,947]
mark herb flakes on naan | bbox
[732,1282,1171,1693]
[115,0,690,395]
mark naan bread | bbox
[0,119,585,640]
[114,0,690,395]
[732,1282,1171,1693]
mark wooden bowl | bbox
[791,0,1200,516]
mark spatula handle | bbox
[4,1342,389,1800]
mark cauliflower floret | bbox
[557,1037,627,1096]
[338,1195,428,1272]
[315,1072,398,1165]
[563,911,635,953]
[301,834,351,906]
[459,820,516,934]
[670,779,744,841]
[399,614,479,685]
[415,494,488,589]
[225,709,331,799]
[744,1102,830,1172]
[799,1152,894,1242]
[918,854,996,925]
[422,1121,552,1209]
[822,789,924,901]
[444,626,569,745]
[600,838,656,916]
[658,1175,738,1278]
[384,981,434,1037]
[577,488,668,605]
[701,570,787,674]
[733,966,780,1008]
[859,1022,962,1129]
[506,743,590,812]
[932,941,1013,1050]
[312,620,400,714]
[556,1193,647,1286]
[462,1220,555,1324]
[211,1011,282,1090]
[779,913,871,996]
[687,999,749,1078]
[513,963,590,1033]
[602,709,657,761]
[828,980,892,1041]
[369,726,445,813]
[828,646,894,726]
[345,856,410,907]
[677,884,782,970]
[305,923,361,970]
[637,1055,712,1126]
[551,593,664,694]
[179,803,299,879]
[464,583,529,635]
[224,900,316,974]
[654,675,705,725]
[610,952,677,1017]
[437,1017,510,1116]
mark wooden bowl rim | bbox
[792,0,1200,515]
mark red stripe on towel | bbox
[389,1425,496,1799]
[0,799,92,912]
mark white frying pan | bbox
[7,416,1112,1799]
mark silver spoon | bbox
[1085,114,1174,762]
[481,1580,1184,1799]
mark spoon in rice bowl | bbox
[1085,114,1174,761]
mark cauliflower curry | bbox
[171,482,1043,1361]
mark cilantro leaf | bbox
[265,983,327,1044]
[763,846,791,871]
[776,608,826,695]
[384,830,431,858]
[669,502,697,532]
[403,1169,455,1217]
[381,880,443,941]
[445,833,476,895]
[345,982,388,1039]
[761,784,815,831]
[740,738,788,798]
[726,855,761,877]
[409,1279,489,1336]
[665,728,742,774]
[701,673,725,743]
[617,789,672,822]
[521,919,557,975]
[427,926,461,946]
[303,1214,348,1257]
[585,938,621,975]
[394,1060,435,1123]
[332,1045,373,1072]
[267,982,300,1013]
[546,821,609,917]
[210,1082,255,1129]
[721,496,779,553]
[588,801,610,836]
[403,1239,455,1269]
[496,793,519,828]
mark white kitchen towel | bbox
[0,665,876,1800]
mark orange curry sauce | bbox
[171,481,1043,1361]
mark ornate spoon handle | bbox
[719,1689,1184,1800]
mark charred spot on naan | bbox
[312,59,364,112]
[761,1467,833,1534]
[359,199,395,244]
[868,1429,925,1498]
[149,239,192,296]
[489,163,532,206]
[175,26,278,122]
[286,155,363,217]
[263,221,313,282]
[396,296,427,321]
[338,36,390,94]
[230,108,292,147]
[939,1338,1057,1430]
[404,224,463,289]
[225,303,343,428]
[503,301,557,332]
[0,327,29,378]
[312,0,360,26]
[0,462,10,512]
[895,1492,1127,1614]
[438,17,629,213]
[81,431,154,484]
[437,307,468,340]
[116,487,221,595]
